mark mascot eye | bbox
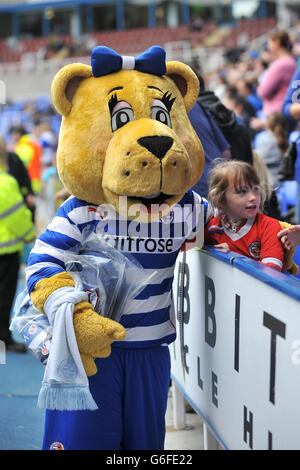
[111,101,134,131]
[151,99,172,128]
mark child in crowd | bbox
[255,111,289,190]
[204,160,284,272]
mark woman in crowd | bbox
[257,30,296,117]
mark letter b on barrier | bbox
[205,276,216,348]
[176,259,190,324]
[0,340,6,364]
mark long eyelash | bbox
[108,93,118,115]
[161,91,176,112]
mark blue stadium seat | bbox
[276,181,298,216]
[288,245,300,279]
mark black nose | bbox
[138,136,173,160]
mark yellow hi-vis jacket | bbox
[15,135,41,194]
[0,170,35,255]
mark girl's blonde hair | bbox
[252,150,273,200]
[208,159,266,212]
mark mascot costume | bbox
[11,46,298,451]
[17,46,207,450]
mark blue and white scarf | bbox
[11,286,98,411]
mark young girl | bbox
[204,160,285,272]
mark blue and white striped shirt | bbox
[26,190,207,348]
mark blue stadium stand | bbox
[0,353,45,450]
[276,180,297,216]
[0,272,44,450]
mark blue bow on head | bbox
[91,45,166,77]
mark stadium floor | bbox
[0,276,204,451]
[0,352,45,450]
[0,352,204,451]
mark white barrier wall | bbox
[170,247,300,450]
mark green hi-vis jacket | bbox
[0,170,35,255]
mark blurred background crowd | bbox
[1,2,300,349]
[0,3,299,454]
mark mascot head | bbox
[51,46,204,221]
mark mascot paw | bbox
[73,302,126,376]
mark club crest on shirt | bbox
[249,241,261,259]
[160,210,174,224]
[50,441,65,450]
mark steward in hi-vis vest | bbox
[15,135,41,194]
[0,170,35,254]
[0,169,35,350]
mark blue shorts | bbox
[42,346,171,450]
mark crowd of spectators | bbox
[1,19,300,342]
[0,95,67,229]
[1,20,300,226]
[191,23,300,223]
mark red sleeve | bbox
[204,217,220,244]
[259,216,285,272]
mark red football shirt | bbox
[204,213,284,272]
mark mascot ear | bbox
[51,63,93,116]
[166,62,199,112]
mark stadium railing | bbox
[171,246,300,450]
